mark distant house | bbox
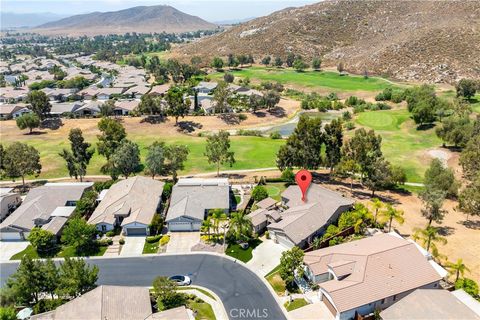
[380,289,480,320]
[74,101,103,116]
[0,183,93,240]
[50,102,84,117]
[41,88,77,102]
[0,87,28,103]
[0,103,31,119]
[96,88,124,100]
[166,178,230,232]
[267,184,354,248]
[193,81,218,94]
[0,188,22,222]
[188,93,215,114]
[114,100,139,116]
[88,176,164,236]
[124,85,150,99]
[303,232,445,320]
[149,84,170,97]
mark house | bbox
[193,81,218,94]
[149,84,170,96]
[248,208,281,234]
[74,101,103,116]
[49,102,84,116]
[256,197,277,210]
[30,285,193,320]
[0,87,28,103]
[88,176,164,236]
[41,88,76,102]
[166,178,230,232]
[267,184,354,248]
[303,232,446,320]
[0,182,93,240]
[0,103,31,119]
[124,85,150,99]
[96,88,124,100]
[380,289,480,320]
[114,100,139,115]
[0,188,22,222]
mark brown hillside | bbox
[173,0,480,83]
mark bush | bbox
[375,92,385,101]
[224,73,234,83]
[391,91,404,103]
[252,185,269,202]
[162,182,173,200]
[98,239,113,246]
[345,96,365,106]
[455,278,479,297]
[265,231,270,239]
[342,111,352,121]
[238,129,262,136]
[326,92,339,101]
[93,180,115,192]
[269,131,282,139]
[33,299,65,314]
[146,235,162,243]
[119,238,125,245]
[353,104,366,114]
[345,122,355,130]
[159,235,170,246]
[376,102,391,110]
[106,231,115,237]
[281,168,295,183]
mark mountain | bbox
[32,5,217,36]
[172,0,480,83]
[0,12,69,29]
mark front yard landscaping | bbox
[265,265,301,296]
[10,244,107,260]
[284,298,309,311]
[187,298,216,320]
[143,235,170,254]
[225,238,262,263]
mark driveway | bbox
[0,241,29,261]
[247,238,287,276]
[1,254,286,320]
[166,232,200,253]
[289,302,335,320]
[119,236,145,256]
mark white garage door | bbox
[0,232,22,241]
[169,222,193,232]
[125,227,147,236]
[192,222,202,231]
[277,234,294,249]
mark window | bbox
[393,295,397,301]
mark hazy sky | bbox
[1,0,319,21]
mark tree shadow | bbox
[416,123,436,131]
[177,121,203,133]
[140,115,166,124]
[218,114,242,125]
[40,118,63,130]
[24,131,47,135]
[252,111,267,118]
[458,219,480,230]
[437,226,455,236]
[268,107,286,118]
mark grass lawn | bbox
[187,299,216,320]
[225,238,262,263]
[264,182,287,201]
[142,240,160,254]
[10,244,107,260]
[354,108,443,183]
[284,298,309,312]
[177,287,216,301]
[209,67,400,92]
[265,265,301,296]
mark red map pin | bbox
[295,169,312,202]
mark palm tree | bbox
[202,219,213,241]
[352,203,373,233]
[229,211,253,242]
[446,259,470,282]
[379,204,404,232]
[369,198,384,224]
[413,225,447,252]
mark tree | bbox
[204,131,235,176]
[164,144,189,182]
[59,128,94,182]
[26,90,51,118]
[252,185,268,202]
[211,57,224,70]
[324,119,343,172]
[279,247,304,285]
[281,168,295,183]
[458,176,480,220]
[455,278,479,297]
[138,93,163,115]
[97,118,126,160]
[261,56,271,66]
[112,140,140,178]
[228,211,253,241]
[224,73,234,83]
[413,225,447,252]
[73,190,98,218]
[456,79,477,99]
[420,188,447,226]
[28,228,56,253]
[16,113,40,134]
[57,258,98,298]
[435,115,472,148]
[312,57,322,70]
[293,57,308,72]
[424,158,459,198]
[99,100,115,117]
[145,141,166,179]
[274,56,283,67]
[460,135,480,181]
[213,81,230,114]
[446,259,470,283]
[341,128,383,178]
[369,198,384,224]
[379,204,404,232]
[363,158,395,196]
[335,159,360,192]
[286,52,295,67]
[3,142,41,188]
[166,87,190,125]
[0,307,16,320]
[249,94,264,113]
[337,62,344,73]
[277,115,324,170]
[227,54,239,68]
[263,90,280,111]
[42,259,59,299]
[237,54,248,67]
[152,276,185,311]
[6,256,45,305]
[0,144,5,175]
[61,218,97,254]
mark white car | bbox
[168,275,191,286]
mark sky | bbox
[1,0,319,22]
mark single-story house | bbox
[267,184,354,248]
[96,88,125,100]
[124,85,150,99]
[166,178,230,232]
[74,101,103,116]
[114,100,139,115]
[188,93,215,114]
[193,81,218,94]
[380,288,480,320]
[0,182,93,240]
[88,176,164,236]
[41,88,77,101]
[0,103,31,119]
[149,84,170,96]
[0,188,22,222]
[50,102,84,116]
[0,87,28,103]
[256,197,277,210]
[303,232,446,320]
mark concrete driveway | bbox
[119,236,145,256]
[247,238,287,276]
[0,241,29,261]
[166,232,200,253]
[289,302,335,320]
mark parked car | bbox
[168,275,191,286]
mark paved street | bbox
[166,232,200,253]
[0,254,286,320]
[119,236,145,256]
[0,241,29,261]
